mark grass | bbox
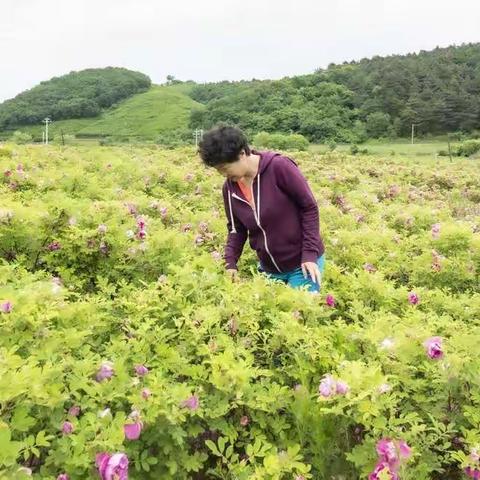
[310,138,459,158]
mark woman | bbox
[198,125,326,293]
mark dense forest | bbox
[1,44,479,142]
[0,67,151,129]
[189,43,480,142]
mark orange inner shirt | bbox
[237,179,254,208]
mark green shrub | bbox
[253,131,309,151]
[11,130,32,145]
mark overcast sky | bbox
[1,0,479,102]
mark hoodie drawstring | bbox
[227,189,237,233]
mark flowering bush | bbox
[0,144,479,479]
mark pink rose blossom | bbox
[431,223,441,239]
[141,388,152,399]
[95,452,129,480]
[124,421,143,440]
[1,301,13,313]
[96,361,114,382]
[423,336,444,359]
[47,241,61,251]
[68,406,80,417]
[335,380,350,395]
[408,292,419,305]
[363,263,377,273]
[62,421,74,435]
[325,294,336,307]
[211,251,222,261]
[57,474,69,480]
[369,461,398,480]
[465,466,480,479]
[134,365,149,377]
[240,416,249,426]
[319,374,337,398]
[375,438,411,471]
[181,394,199,411]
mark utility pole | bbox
[411,123,416,145]
[43,117,51,145]
[193,128,204,147]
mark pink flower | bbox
[431,223,441,239]
[126,203,137,215]
[240,416,249,426]
[376,438,411,470]
[194,235,204,246]
[95,452,129,480]
[295,476,306,480]
[47,241,61,251]
[160,207,168,218]
[182,223,192,232]
[181,394,200,411]
[363,263,377,273]
[1,301,13,313]
[423,336,444,359]
[368,461,398,480]
[4,170,12,177]
[134,364,149,377]
[325,294,336,307]
[319,374,337,398]
[408,292,419,305]
[141,388,152,399]
[136,216,146,230]
[211,251,222,261]
[465,467,480,479]
[96,361,114,382]
[68,406,80,417]
[335,380,350,395]
[57,474,69,480]
[124,421,143,440]
[469,448,480,463]
[62,421,74,435]
[136,229,147,240]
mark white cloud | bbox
[0,0,479,101]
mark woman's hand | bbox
[226,268,239,283]
[301,261,322,285]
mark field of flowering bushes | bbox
[0,143,479,480]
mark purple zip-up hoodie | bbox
[222,149,325,273]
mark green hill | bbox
[1,83,204,141]
[0,67,151,129]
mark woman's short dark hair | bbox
[198,125,251,167]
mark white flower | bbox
[98,408,111,418]
[126,229,135,239]
[378,383,391,394]
[380,338,395,350]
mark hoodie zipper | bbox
[231,176,282,273]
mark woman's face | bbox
[215,152,247,182]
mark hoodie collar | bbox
[226,149,280,190]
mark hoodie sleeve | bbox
[222,183,248,270]
[274,156,321,264]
